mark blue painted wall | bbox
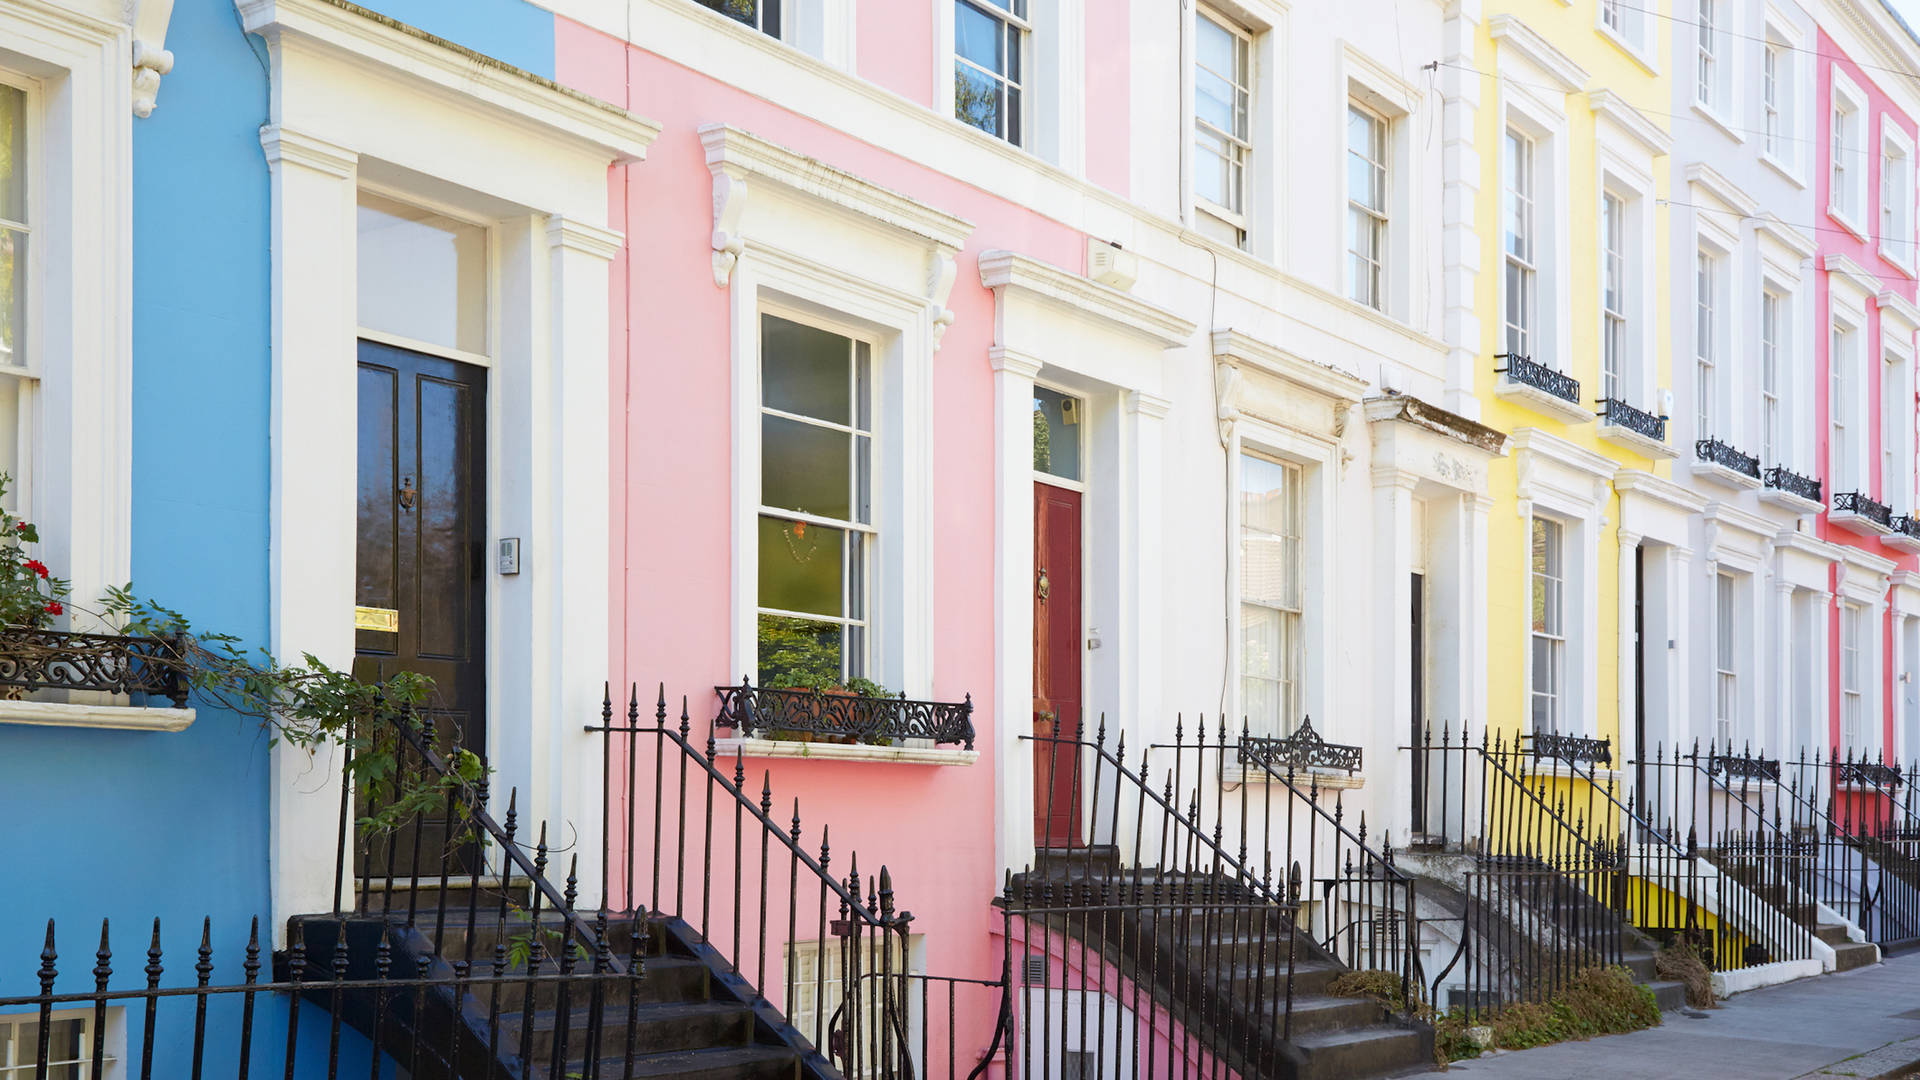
[0,0,553,1073]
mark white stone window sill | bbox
[1829,207,1868,244]
[1596,24,1658,77]
[1885,531,1920,553]
[0,699,196,732]
[1597,421,1675,459]
[1759,153,1805,190]
[714,736,976,766]
[1690,102,1745,144]
[1221,765,1365,790]
[1829,509,1893,538]
[1758,487,1822,515]
[1689,460,1763,491]
[1493,381,1593,426]
[1521,762,1624,783]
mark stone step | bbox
[510,999,757,1062]
[561,1044,801,1080]
[1831,940,1881,972]
[1816,923,1852,945]
[1288,1023,1435,1080]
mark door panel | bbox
[355,339,488,876]
[1410,572,1425,834]
[1033,482,1083,847]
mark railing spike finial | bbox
[145,918,163,986]
[243,916,261,983]
[565,855,580,912]
[878,866,896,921]
[791,798,802,844]
[195,918,213,985]
[629,682,641,724]
[679,696,691,740]
[602,681,613,720]
[94,919,112,989]
[819,824,831,874]
[1094,713,1106,749]
[760,772,774,816]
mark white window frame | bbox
[1695,244,1725,438]
[1761,287,1784,465]
[1832,73,1868,236]
[1759,15,1804,181]
[1530,513,1568,735]
[1193,6,1254,249]
[1601,190,1628,402]
[786,934,923,1079]
[0,7,134,632]
[0,72,38,520]
[754,308,879,688]
[0,1005,124,1078]
[935,0,1083,171]
[1883,343,1912,514]
[1831,304,1865,494]
[1695,0,1729,116]
[1239,448,1304,738]
[1880,124,1915,274]
[1497,86,1569,374]
[1504,126,1538,361]
[1842,600,1866,749]
[1715,570,1738,748]
[1596,0,1652,65]
[1345,100,1389,311]
[951,0,1030,148]
[1340,51,1419,322]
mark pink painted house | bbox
[1814,23,1920,775]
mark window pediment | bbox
[1213,329,1368,443]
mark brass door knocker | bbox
[398,477,418,512]
[1036,567,1050,601]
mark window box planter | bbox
[1831,491,1894,538]
[714,680,975,749]
[1493,353,1592,425]
[1691,437,1762,490]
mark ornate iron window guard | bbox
[714,680,975,749]
[1894,514,1920,539]
[0,628,188,707]
[1237,716,1363,774]
[1597,398,1666,442]
[1695,437,1760,478]
[1833,490,1893,526]
[1525,731,1612,767]
[1707,752,1782,783]
[1836,761,1903,788]
[1763,465,1821,504]
[1494,353,1580,404]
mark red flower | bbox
[43,601,62,616]
[12,521,23,532]
[23,559,46,578]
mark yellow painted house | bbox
[1467,0,1679,773]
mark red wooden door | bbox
[1033,482,1083,847]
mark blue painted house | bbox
[0,0,648,1073]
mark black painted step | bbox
[1286,1024,1435,1080]
[565,1044,801,1080]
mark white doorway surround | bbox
[236,0,659,930]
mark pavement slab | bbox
[1435,954,1920,1078]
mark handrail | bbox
[1535,742,1686,857]
[1238,743,1411,884]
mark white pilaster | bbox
[1617,531,1641,770]
[993,348,1043,877]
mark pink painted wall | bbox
[556,16,1097,1067]
[858,0,935,105]
[1815,30,1919,757]
[1083,0,1131,197]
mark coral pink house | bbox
[1814,25,1920,773]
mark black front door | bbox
[1410,572,1426,834]
[355,339,488,872]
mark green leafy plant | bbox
[843,676,892,699]
[1424,965,1661,1064]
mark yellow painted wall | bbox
[1473,0,1675,753]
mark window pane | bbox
[759,516,845,617]
[1032,386,1083,481]
[356,193,486,353]
[1193,132,1232,207]
[1196,67,1236,135]
[757,612,844,688]
[955,1,1006,74]
[0,373,18,503]
[954,64,1003,136]
[762,314,852,425]
[0,226,21,368]
[762,415,852,520]
[0,83,21,225]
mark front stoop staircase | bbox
[282,900,815,1080]
[1019,847,1435,1080]
[1710,857,1882,973]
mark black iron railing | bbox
[1708,749,1782,783]
[1895,514,1920,540]
[0,627,188,706]
[1597,398,1666,442]
[1527,731,1613,767]
[1238,715,1363,773]
[1838,759,1904,789]
[1495,352,1580,403]
[713,679,974,749]
[1696,437,1760,478]
[1833,490,1894,526]
[1764,465,1822,503]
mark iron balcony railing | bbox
[1526,730,1613,767]
[1895,514,1920,540]
[1695,437,1760,478]
[1764,465,1822,503]
[1597,397,1666,442]
[0,627,188,706]
[714,679,975,748]
[1238,715,1363,773]
[1833,490,1894,526]
[1494,352,1580,404]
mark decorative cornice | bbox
[130,0,177,118]
[1212,329,1369,404]
[258,124,357,177]
[1587,90,1670,156]
[1124,390,1172,419]
[1876,289,1920,335]
[1509,426,1620,484]
[1362,393,1507,457]
[1613,468,1710,514]
[1825,253,1882,300]
[1701,500,1780,548]
[978,250,1196,348]
[1489,14,1590,92]
[237,0,661,162]
[1685,162,1759,218]
[699,123,974,256]
[987,346,1044,379]
[547,216,625,261]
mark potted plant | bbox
[0,476,72,700]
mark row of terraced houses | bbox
[7,0,1920,1075]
